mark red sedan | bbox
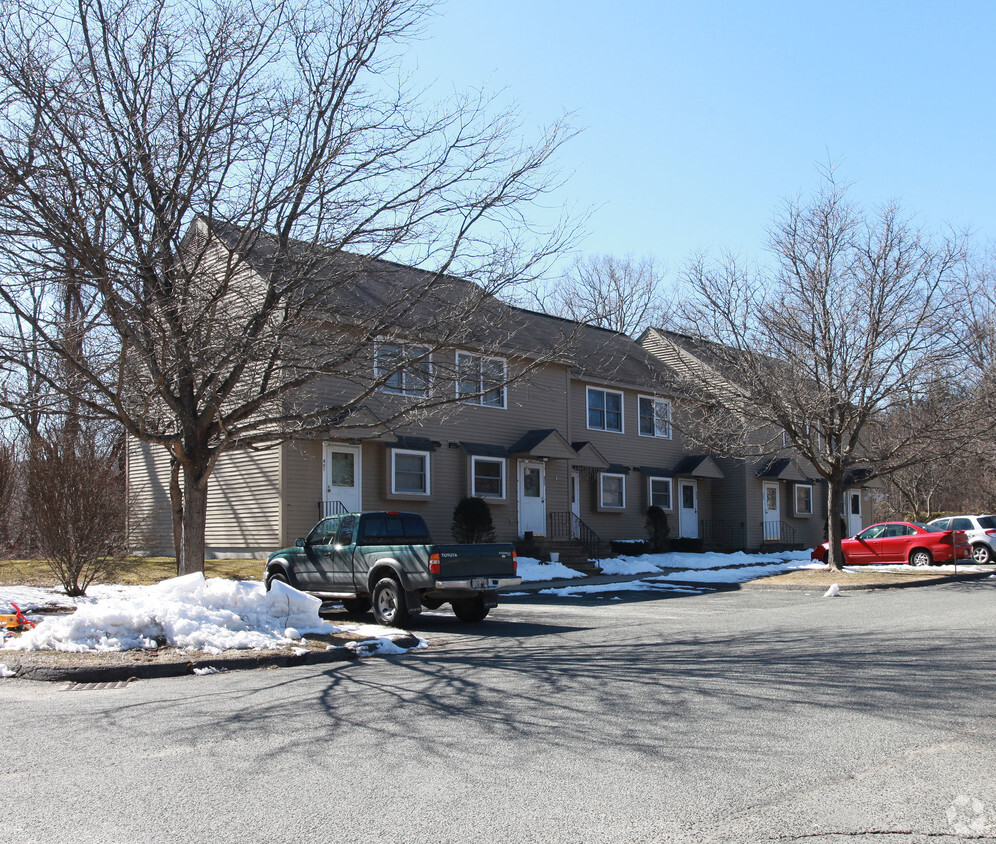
[811,521,972,567]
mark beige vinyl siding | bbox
[568,377,694,543]
[203,447,281,557]
[126,437,281,558]
[126,438,174,556]
[281,440,323,546]
[298,361,573,545]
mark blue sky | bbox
[412,1,996,273]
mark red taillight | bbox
[429,552,440,575]
[987,530,996,537]
[512,550,518,574]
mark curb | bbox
[4,644,370,684]
[739,570,995,592]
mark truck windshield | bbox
[359,514,431,544]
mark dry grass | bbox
[0,556,263,589]
[752,566,982,587]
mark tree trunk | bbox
[826,478,845,572]
[179,465,209,576]
[169,454,184,573]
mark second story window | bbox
[456,352,506,408]
[587,387,623,433]
[638,396,672,438]
[375,340,431,397]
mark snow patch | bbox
[824,583,841,598]
[2,574,340,653]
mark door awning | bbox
[757,458,810,482]
[570,441,610,469]
[508,429,577,460]
[325,406,398,442]
[673,454,725,479]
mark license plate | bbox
[471,578,489,589]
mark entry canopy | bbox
[672,454,725,479]
[508,429,577,460]
[570,441,610,469]
[756,458,810,482]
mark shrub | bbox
[645,505,671,553]
[451,496,497,544]
[24,440,126,596]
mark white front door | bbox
[678,480,698,539]
[518,460,546,538]
[323,443,362,514]
[762,482,780,540]
[846,489,863,537]
[570,471,581,528]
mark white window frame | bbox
[794,483,814,516]
[471,456,506,499]
[390,449,431,495]
[375,339,432,397]
[599,472,626,509]
[649,476,673,510]
[456,351,507,408]
[587,386,624,433]
[638,395,672,439]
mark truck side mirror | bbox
[295,538,305,547]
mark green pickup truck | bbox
[264,511,521,626]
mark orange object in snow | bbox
[0,602,35,631]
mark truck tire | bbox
[372,577,412,627]
[265,570,289,591]
[341,597,371,615]
[452,596,489,623]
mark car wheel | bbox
[972,544,992,565]
[910,549,933,567]
[341,597,371,615]
[452,597,490,623]
[372,577,411,627]
[265,569,289,591]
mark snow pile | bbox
[824,583,841,598]
[3,573,339,654]
[600,548,815,576]
[515,556,584,582]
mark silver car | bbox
[926,514,996,565]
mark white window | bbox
[794,483,813,516]
[456,352,506,408]
[391,449,430,495]
[649,477,672,510]
[638,396,672,438]
[375,340,431,397]
[471,456,505,498]
[587,387,623,433]
[600,473,626,509]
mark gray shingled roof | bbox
[208,220,679,394]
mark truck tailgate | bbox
[431,543,517,578]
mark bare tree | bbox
[675,177,974,571]
[0,435,15,551]
[22,424,126,596]
[0,0,576,573]
[537,254,670,337]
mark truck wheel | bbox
[452,597,489,623]
[372,577,412,627]
[341,597,371,615]
[265,570,289,591]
